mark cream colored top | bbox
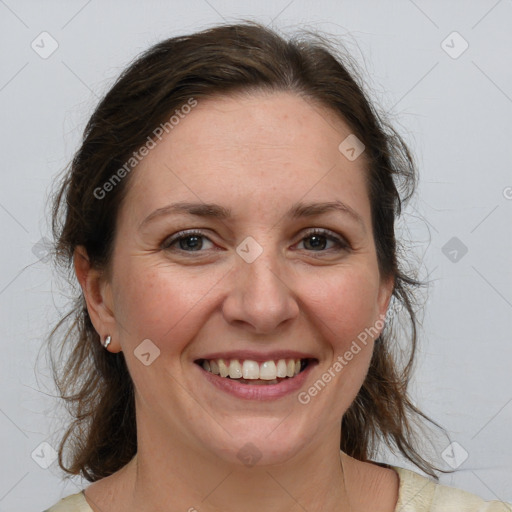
[44,465,512,511]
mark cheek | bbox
[112,260,218,350]
[298,269,381,417]
[305,266,383,349]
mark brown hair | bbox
[48,20,448,482]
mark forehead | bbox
[120,91,370,225]
[153,91,358,162]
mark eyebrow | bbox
[140,200,366,231]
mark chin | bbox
[200,419,313,468]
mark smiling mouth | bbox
[195,358,315,385]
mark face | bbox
[90,91,392,466]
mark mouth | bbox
[194,357,316,385]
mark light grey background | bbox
[1,0,511,509]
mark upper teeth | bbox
[201,358,303,380]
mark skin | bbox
[75,90,399,512]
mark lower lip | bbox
[195,362,316,401]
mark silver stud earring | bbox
[103,335,112,349]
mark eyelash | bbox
[161,228,350,255]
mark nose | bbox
[221,246,300,335]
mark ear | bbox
[377,274,395,321]
[74,246,121,352]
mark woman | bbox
[44,21,511,511]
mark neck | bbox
[121,422,353,512]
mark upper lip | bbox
[194,350,318,363]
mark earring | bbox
[103,335,112,349]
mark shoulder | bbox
[392,465,512,512]
[43,492,92,512]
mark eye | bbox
[295,228,349,253]
[161,228,349,255]
[161,230,215,252]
